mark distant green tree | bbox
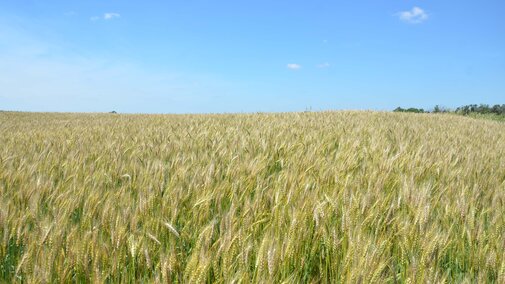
[455,104,505,116]
[395,104,504,116]
[393,107,425,113]
[407,107,425,113]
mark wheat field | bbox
[1,111,504,283]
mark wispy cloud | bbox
[0,22,232,113]
[397,7,428,24]
[104,13,120,20]
[287,63,301,70]
[317,62,330,68]
[91,13,121,21]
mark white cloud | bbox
[104,13,120,20]
[91,13,121,21]
[287,63,301,70]
[398,7,428,24]
[317,62,330,68]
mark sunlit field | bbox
[1,111,504,282]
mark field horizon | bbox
[3,0,504,282]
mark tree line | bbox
[394,104,505,115]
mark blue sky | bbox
[1,1,504,113]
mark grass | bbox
[1,111,504,283]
